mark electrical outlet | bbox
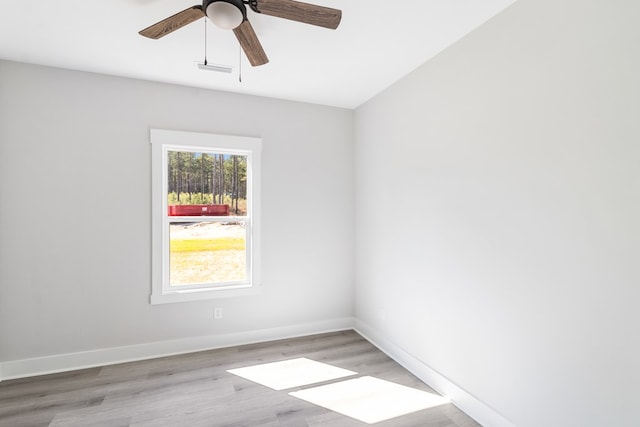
[214,307,223,320]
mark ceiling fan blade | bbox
[233,20,269,67]
[139,6,205,39]
[255,0,341,29]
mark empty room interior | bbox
[0,0,638,426]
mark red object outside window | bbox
[167,204,230,216]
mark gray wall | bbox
[354,0,639,426]
[0,61,354,362]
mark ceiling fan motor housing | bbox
[204,0,247,29]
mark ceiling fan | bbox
[139,0,342,67]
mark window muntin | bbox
[150,130,261,304]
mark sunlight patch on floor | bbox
[290,376,451,424]
[227,357,357,390]
[227,358,450,424]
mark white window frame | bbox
[150,129,261,304]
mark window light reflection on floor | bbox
[290,376,451,424]
[227,358,450,424]
[226,357,357,390]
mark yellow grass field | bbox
[169,223,246,285]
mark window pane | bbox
[169,222,247,286]
[167,150,247,216]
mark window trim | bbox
[150,129,262,304]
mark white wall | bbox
[354,0,639,426]
[0,61,354,367]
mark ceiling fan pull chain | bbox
[204,17,208,66]
[239,45,242,83]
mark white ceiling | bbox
[0,0,515,109]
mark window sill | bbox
[150,284,262,305]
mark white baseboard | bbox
[0,317,355,382]
[354,319,516,427]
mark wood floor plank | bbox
[0,331,480,426]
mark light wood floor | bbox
[0,331,480,426]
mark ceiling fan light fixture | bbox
[206,0,245,30]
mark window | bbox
[150,129,261,304]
